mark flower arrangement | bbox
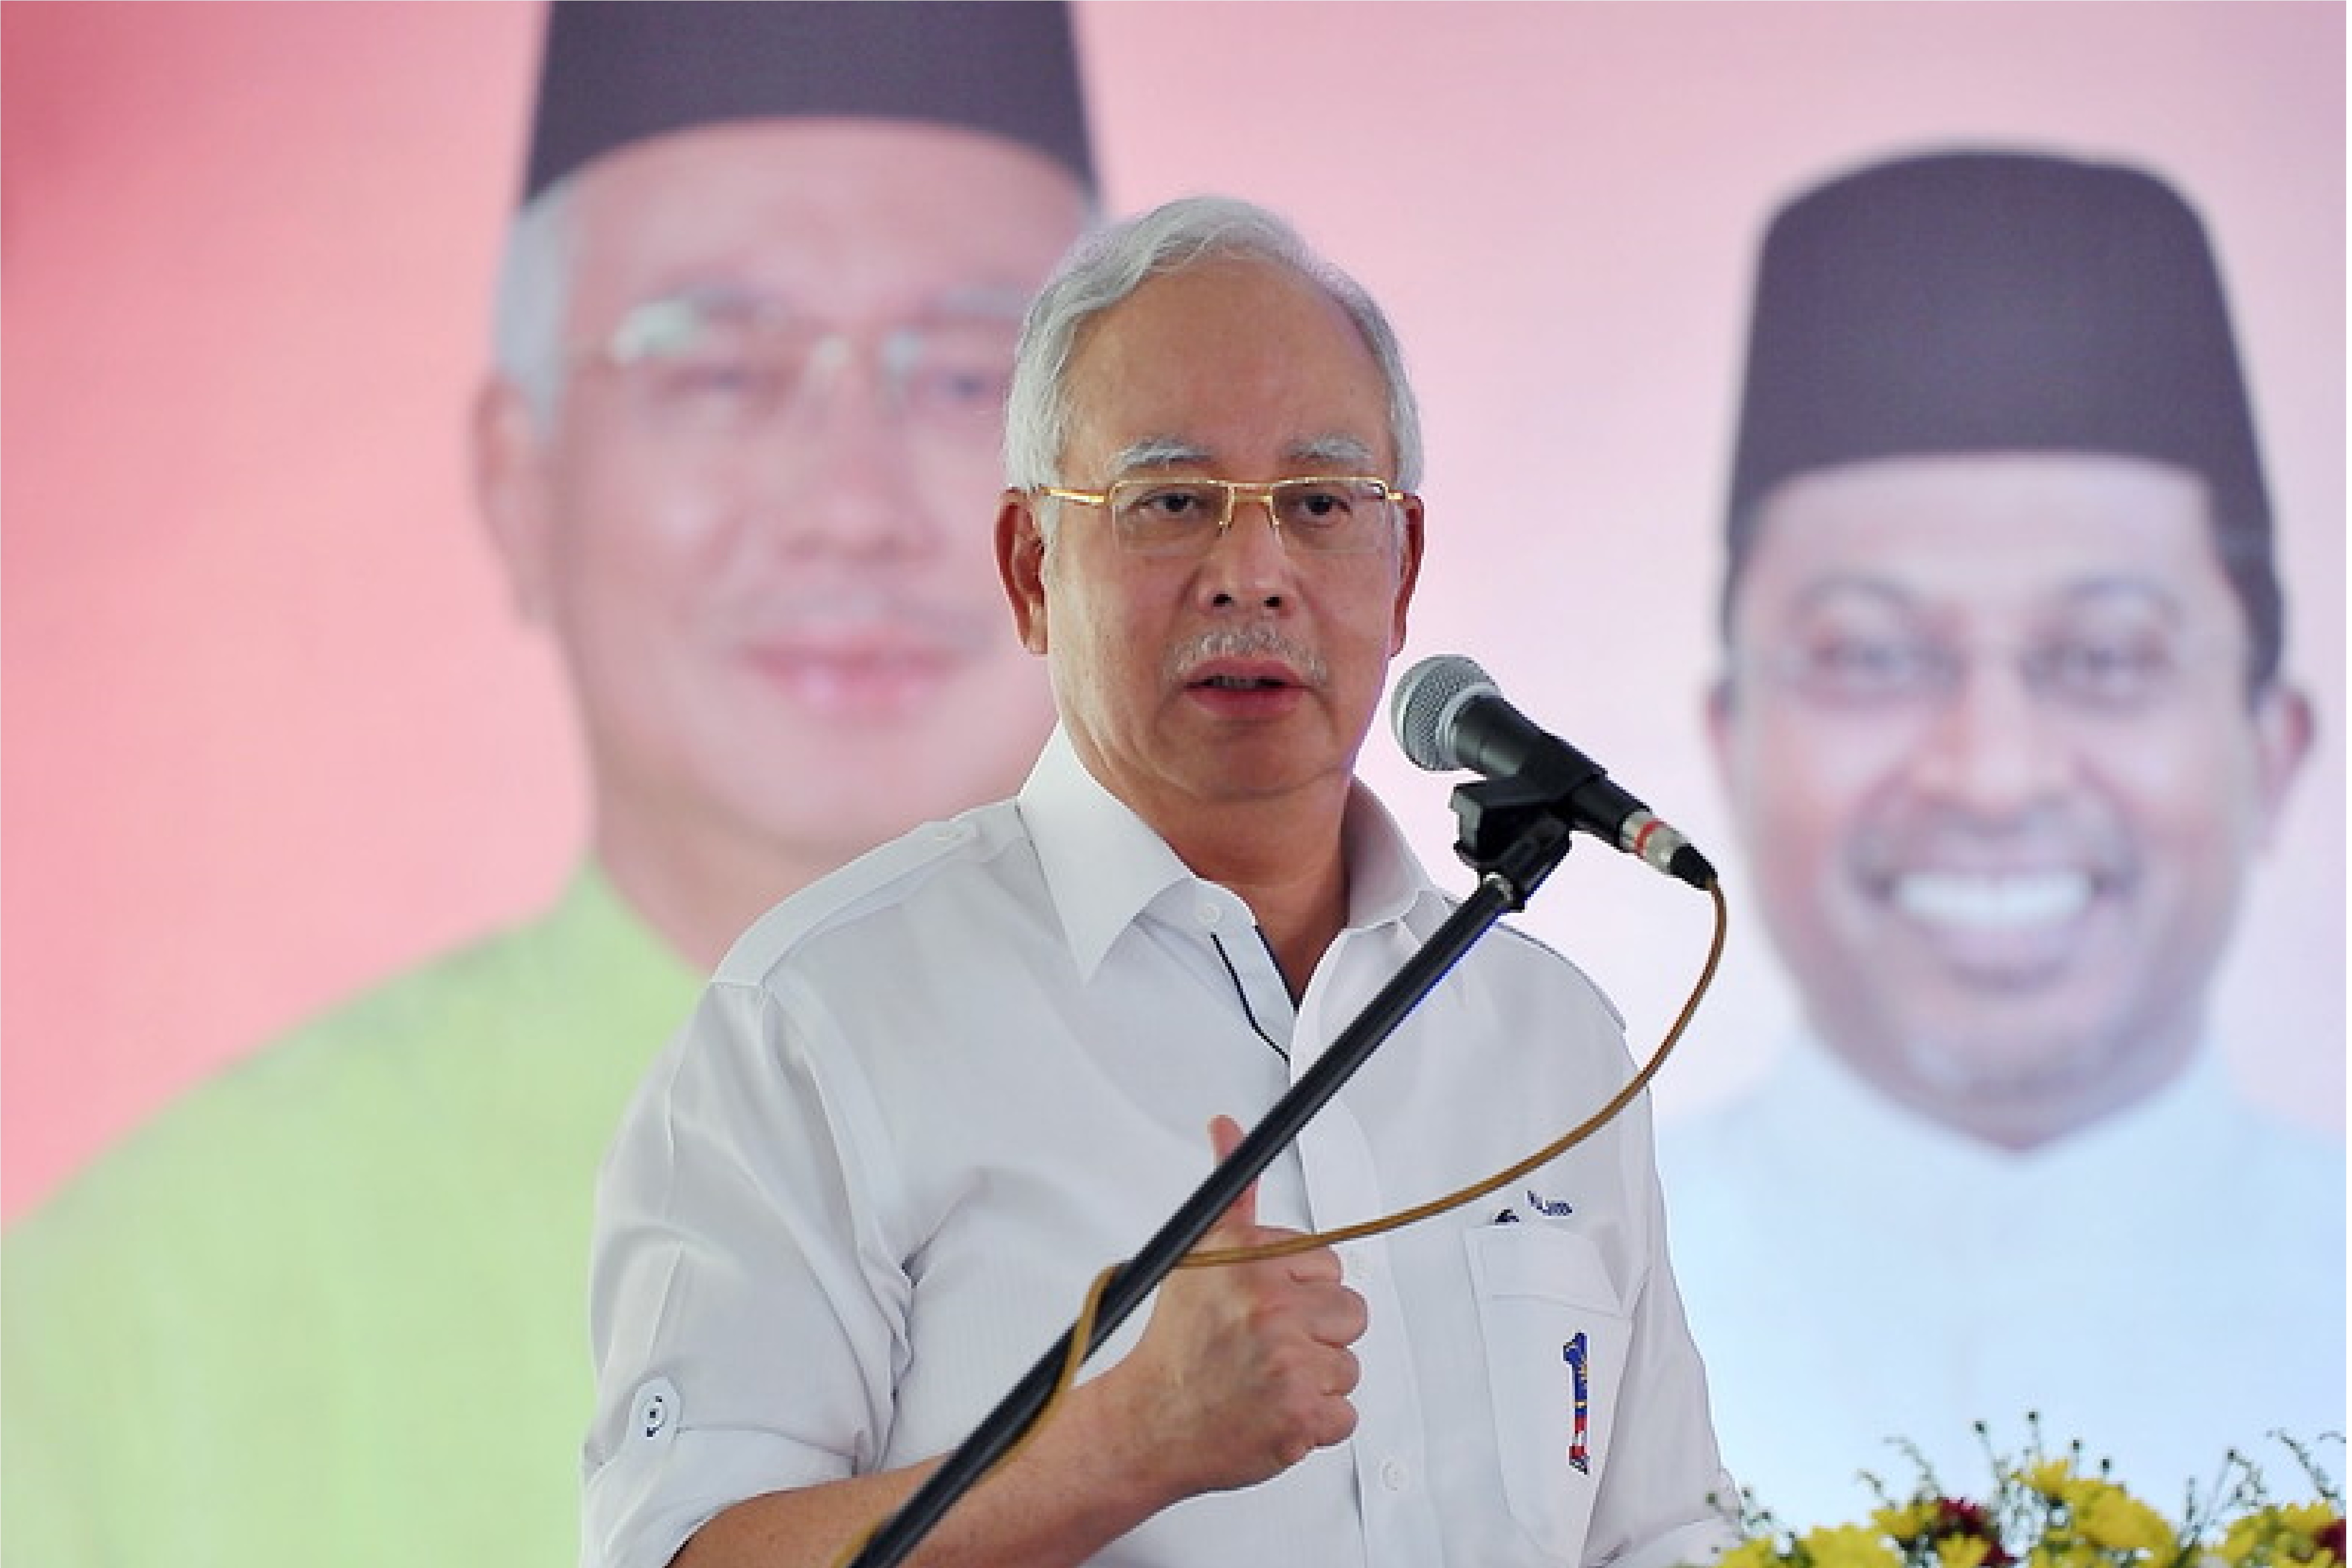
[1719,1421,2344,1568]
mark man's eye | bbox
[2039,637,2172,704]
[910,364,1013,411]
[644,351,784,403]
[1811,638,1927,682]
[1281,485,1354,522]
[1127,486,1213,519]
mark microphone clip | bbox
[1449,776,1580,911]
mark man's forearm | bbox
[670,1372,1180,1568]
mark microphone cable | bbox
[829,877,1728,1565]
[1186,876,1726,1264]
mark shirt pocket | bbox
[1463,1221,1630,1561]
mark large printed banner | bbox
[8,0,2337,1212]
[9,0,2342,1561]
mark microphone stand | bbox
[844,777,1578,1568]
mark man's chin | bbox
[1897,1035,2105,1100]
[1815,982,2131,1097]
[1880,1015,2155,1128]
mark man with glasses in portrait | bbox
[1660,149,2342,1527]
[1,5,1093,1566]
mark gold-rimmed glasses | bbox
[1036,476,1410,556]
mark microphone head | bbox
[1391,654,1499,772]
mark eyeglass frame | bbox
[1729,624,2248,719]
[1034,475,1416,556]
[569,289,1029,441]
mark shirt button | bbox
[1379,1456,1410,1492]
[631,1377,679,1446]
[1195,900,1222,928]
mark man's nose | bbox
[1201,492,1294,610]
[1903,652,2078,809]
[760,339,938,557]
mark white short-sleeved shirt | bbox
[1660,1039,2347,1527]
[583,729,1741,1568]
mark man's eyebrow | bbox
[1288,433,1380,473]
[630,280,770,314]
[1779,573,2197,634]
[1103,433,1386,478]
[1786,575,1918,616]
[1108,437,1215,476]
[2053,577,2188,620]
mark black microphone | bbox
[1391,654,1716,890]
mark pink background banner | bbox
[4,0,2342,1219]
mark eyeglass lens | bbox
[1108,478,1394,555]
[602,299,1019,440]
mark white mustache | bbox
[1167,625,1329,687]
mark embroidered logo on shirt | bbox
[1526,1187,1575,1218]
[1563,1334,1592,1475]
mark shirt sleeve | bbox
[581,974,913,1568]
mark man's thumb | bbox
[1205,1114,1256,1232]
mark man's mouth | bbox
[1181,657,1309,717]
[742,638,967,719]
[1890,869,2096,931]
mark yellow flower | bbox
[1937,1534,1994,1568]
[2029,1542,2103,1568]
[2218,1502,2345,1566]
[2076,1484,2177,1556]
[1877,1504,1933,1541]
[2276,1502,2338,1544]
[2218,1514,2267,1565]
[1719,1537,1783,1568]
[2027,1461,2079,1501]
[1798,1523,1903,1568]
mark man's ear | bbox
[472,377,554,624]
[2247,678,2315,852]
[1702,671,1740,801]
[1387,493,1427,654]
[997,490,1051,655]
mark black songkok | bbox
[521,0,1095,203]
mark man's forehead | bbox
[562,120,1084,325]
[1736,451,2246,616]
[1063,270,1396,476]
[1753,454,2215,561]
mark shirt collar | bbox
[1337,774,1436,932]
[1017,725,1445,981]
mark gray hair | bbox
[486,182,578,431]
[1002,195,1424,501]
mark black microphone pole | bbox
[843,782,1576,1568]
